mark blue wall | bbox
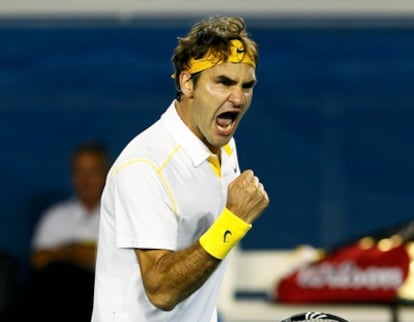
[1,18,414,272]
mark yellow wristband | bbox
[199,208,252,260]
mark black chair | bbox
[0,251,17,320]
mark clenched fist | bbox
[226,169,269,224]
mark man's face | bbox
[187,62,256,153]
[72,152,107,210]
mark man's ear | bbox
[179,72,194,98]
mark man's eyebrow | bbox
[215,75,257,87]
[215,75,237,84]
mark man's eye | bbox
[219,80,232,86]
[243,81,256,89]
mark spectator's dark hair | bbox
[71,140,109,169]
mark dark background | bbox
[1,17,414,280]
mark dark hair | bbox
[71,140,109,168]
[171,16,259,100]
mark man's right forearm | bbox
[135,242,221,311]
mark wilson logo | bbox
[297,261,403,290]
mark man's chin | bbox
[212,137,233,149]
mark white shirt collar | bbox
[161,100,213,167]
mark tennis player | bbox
[92,15,269,322]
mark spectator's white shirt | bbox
[32,197,100,249]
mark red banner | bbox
[276,242,411,303]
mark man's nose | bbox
[228,86,245,107]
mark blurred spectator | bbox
[24,141,109,322]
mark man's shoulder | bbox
[41,198,80,219]
[115,121,178,166]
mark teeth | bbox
[216,113,235,133]
[217,123,232,131]
[217,122,233,131]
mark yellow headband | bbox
[185,39,256,75]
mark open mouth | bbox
[216,111,239,133]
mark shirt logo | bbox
[223,230,232,243]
